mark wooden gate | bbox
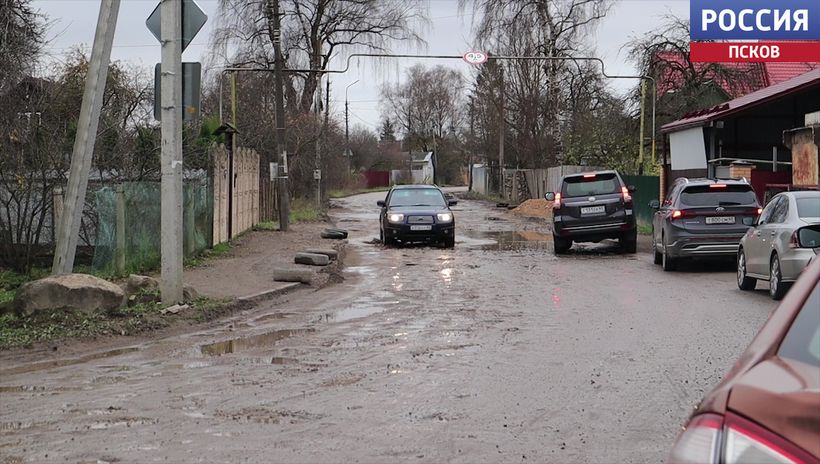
[212,145,260,245]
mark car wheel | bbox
[554,236,572,254]
[444,237,455,249]
[769,254,790,300]
[736,249,756,290]
[620,230,637,254]
[652,231,662,265]
[379,226,384,244]
[662,234,676,272]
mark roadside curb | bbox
[237,282,302,303]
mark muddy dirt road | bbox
[1,192,776,463]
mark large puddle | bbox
[200,329,314,356]
[481,230,553,251]
[0,346,141,376]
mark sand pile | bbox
[512,199,553,220]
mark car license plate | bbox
[410,225,432,231]
[706,216,736,225]
[581,206,606,215]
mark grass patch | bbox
[459,190,506,204]
[254,220,278,231]
[290,199,323,223]
[0,297,232,350]
[637,223,653,236]
[328,187,391,198]
[185,241,233,268]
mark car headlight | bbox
[437,212,453,223]
[388,213,405,223]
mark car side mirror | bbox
[545,192,556,202]
[628,185,637,193]
[649,200,660,210]
[448,200,458,207]
[377,200,386,207]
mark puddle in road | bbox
[200,329,314,356]
[0,346,141,376]
[481,230,553,251]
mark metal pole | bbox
[52,0,121,275]
[498,66,505,198]
[160,0,183,304]
[639,80,646,175]
[271,0,289,231]
[345,79,359,173]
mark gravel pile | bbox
[512,199,554,220]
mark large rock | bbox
[304,248,338,261]
[294,252,330,266]
[121,274,159,296]
[14,273,125,315]
[183,285,200,302]
[273,268,314,284]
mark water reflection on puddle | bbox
[481,230,553,251]
[200,329,314,356]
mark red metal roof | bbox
[661,67,820,133]
[765,62,820,85]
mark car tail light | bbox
[722,413,807,464]
[672,210,692,219]
[669,413,810,464]
[621,185,632,203]
[710,184,727,189]
[669,414,723,464]
[553,192,562,209]
[583,174,596,178]
[757,207,763,215]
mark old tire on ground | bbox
[321,228,348,239]
[553,236,572,255]
[294,252,331,266]
[273,268,313,284]
[304,248,338,260]
[736,249,756,291]
[662,235,676,272]
[769,254,790,300]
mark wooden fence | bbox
[213,145,260,245]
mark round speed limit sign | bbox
[462,51,488,65]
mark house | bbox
[409,151,436,185]
[660,68,820,201]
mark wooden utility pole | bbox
[160,0,183,304]
[52,0,121,275]
[498,67,505,198]
[272,0,290,231]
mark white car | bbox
[737,191,820,300]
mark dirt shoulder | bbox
[184,221,346,299]
[0,218,349,355]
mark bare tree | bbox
[462,0,610,165]
[211,0,428,114]
[381,64,466,183]
[0,0,45,96]
[627,16,767,128]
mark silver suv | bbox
[650,178,761,271]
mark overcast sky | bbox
[33,0,688,130]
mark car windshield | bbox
[388,189,446,207]
[796,197,820,219]
[680,185,757,207]
[562,174,619,197]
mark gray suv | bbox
[650,178,761,271]
[545,170,637,254]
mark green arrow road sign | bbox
[146,0,207,53]
[154,62,201,121]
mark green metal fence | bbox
[623,175,660,226]
[92,180,213,275]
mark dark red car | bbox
[668,258,820,463]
